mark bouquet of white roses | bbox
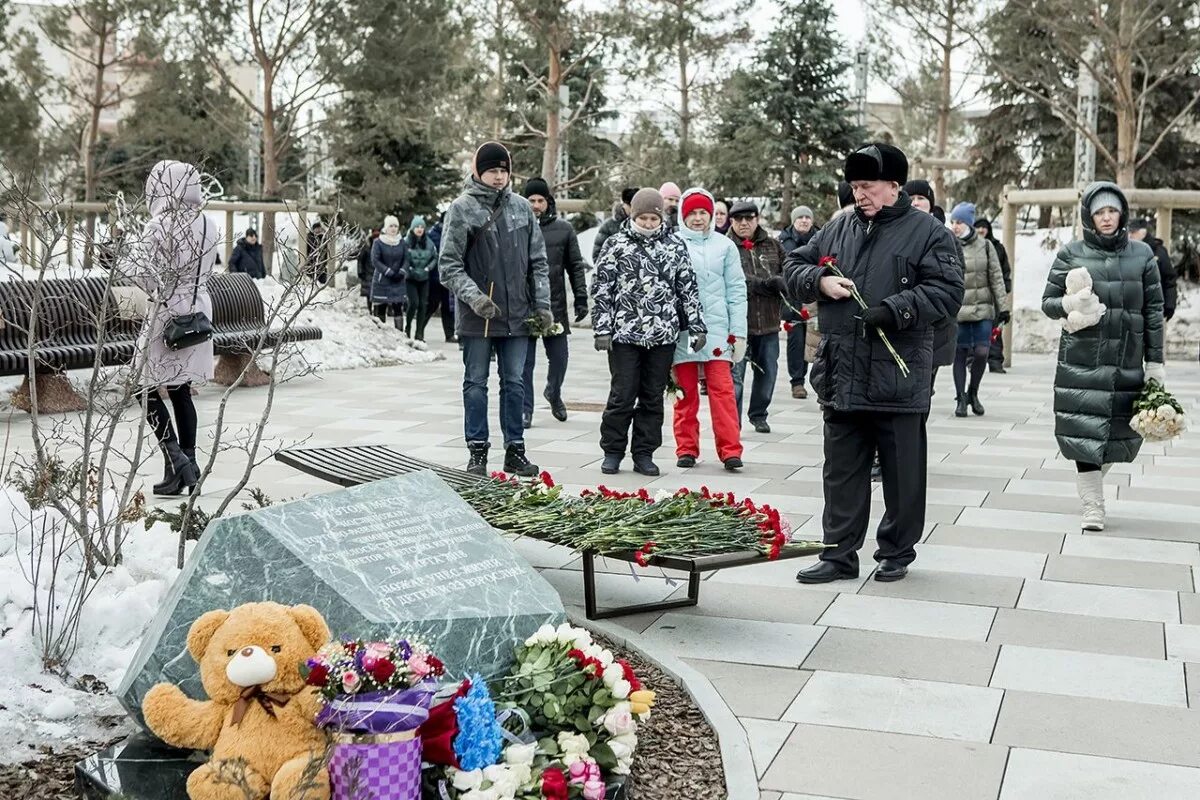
[1130,379,1186,442]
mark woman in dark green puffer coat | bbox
[1042,181,1165,532]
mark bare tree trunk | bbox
[541,42,562,184]
[260,63,279,274]
[932,0,955,203]
[82,11,110,271]
[781,161,794,228]
[1114,0,1136,187]
[676,28,691,181]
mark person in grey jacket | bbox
[949,202,1009,417]
[784,143,964,585]
[439,141,552,477]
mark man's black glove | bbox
[574,303,589,324]
[860,305,896,330]
[997,310,1011,324]
[768,275,787,293]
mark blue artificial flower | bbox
[453,673,503,771]
[397,639,412,661]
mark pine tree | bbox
[706,0,862,222]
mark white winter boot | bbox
[1077,470,1105,531]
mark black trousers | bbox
[599,342,674,459]
[821,409,927,571]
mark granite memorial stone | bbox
[117,470,565,728]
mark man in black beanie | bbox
[783,142,964,584]
[439,141,552,477]
[520,176,588,428]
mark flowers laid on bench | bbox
[425,623,653,800]
[455,470,824,562]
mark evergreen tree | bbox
[0,5,43,178]
[705,0,862,223]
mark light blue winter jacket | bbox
[673,187,748,364]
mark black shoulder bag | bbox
[163,218,214,351]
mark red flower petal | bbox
[713,347,723,356]
[727,334,736,344]
[782,322,794,332]
[800,307,811,321]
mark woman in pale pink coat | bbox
[130,160,219,496]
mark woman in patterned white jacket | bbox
[591,187,707,476]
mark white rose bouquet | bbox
[1130,378,1186,442]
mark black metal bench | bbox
[0,273,322,410]
[275,445,823,620]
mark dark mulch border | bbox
[595,633,727,800]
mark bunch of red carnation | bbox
[566,648,605,678]
[634,541,657,567]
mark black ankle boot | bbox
[955,394,968,417]
[154,441,200,497]
[504,444,538,477]
[152,446,176,496]
[466,442,490,476]
[968,390,985,416]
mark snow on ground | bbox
[256,277,444,374]
[1009,227,1199,360]
[0,486,191,762]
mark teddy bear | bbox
[143,602,333,800]
[1061,266,1108,333]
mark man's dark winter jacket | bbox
[730,225,786,336]
[438,177,550,338]
[592,202,628,262]
[539,200,589,333]
[229,237,266,279]
[784,191,965,414]
[1043,182,1164,466]
[779,225,817,255]
[1146,235,1178,320]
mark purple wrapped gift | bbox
[317,683,436,735]
[329,736,422,800]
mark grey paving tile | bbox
[1060,533,1200,566]
[1181,593,1200,624]
[538,568,676,610]
[683,660,811,720]
[1189,663,1200,708]
[782,671,1003,742]
[990,645,1186,707]
[926,524,1065,554]
[957,506,1080,533]
[1044,554,1194,591]
[1165,624,1200,663]
[999,748,1200,800]
[641,612,823,668]
[859,567,1024,608]
[817,594,996,642]
[711,556,871,593]
[761,723,1008,798]
[987,608,1165,659]
[1120,485,1200,506]
[662,581,834,625]
[1017,578,1180,623]
[742,718,794,778]
[801,627,999,686]
[914,543,1047,578]
[994,689,1200,768]
[1088,519,1200,545]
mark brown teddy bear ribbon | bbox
[231,685,291,726]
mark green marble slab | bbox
[117,470,565,728]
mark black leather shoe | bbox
[989,365,1007,374]
[601,455,621,474]
[874,559,908,582]
[723,457,744,471]
[677,455,697,468]
[796,561,859,584]
[545,388,568,422]
[522,411,533,429]
[753,420,771,434]
[954,395,969,418]
[632,457,660,477]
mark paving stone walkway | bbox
[29,338,1200,799]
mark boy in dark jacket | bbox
[521,177,588,427]
[229,228,266,279]
[728,200,787,432]
[439,142,551,477]
[785,143,964,585]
